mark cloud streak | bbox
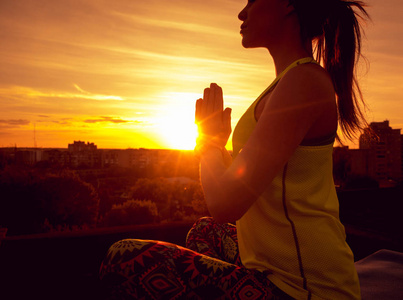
[114,12,234,38]
[72,84,124,101]
[0,85,124,102]
[0,119,30,127]
[83,116,132,124]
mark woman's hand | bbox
[195,83,232,149]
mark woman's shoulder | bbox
[263,61,337,141]
[271,62,337,142]
[278,62,335,102]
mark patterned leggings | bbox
[99,217,293,299]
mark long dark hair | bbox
[289,0,370,142]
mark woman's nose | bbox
[238,6,247,21]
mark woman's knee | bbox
[186,217,215,240]
[192,216,216,231]
[102,239,158,267]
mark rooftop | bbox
[1,219,402,300]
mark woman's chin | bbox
[241,40,258,49]
[240,36,261,49]
[241,38,252,48]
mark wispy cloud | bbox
[83,116,132,124]
[72,84,124,101]
[0,119,30,127]
[114,12,234,38]
[0,85,124,101]
[51,120,71,125]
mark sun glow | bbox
[157,92,200,150]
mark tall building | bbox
[68,141,97,152]
[68,141,101,168]
[359,120,402,183]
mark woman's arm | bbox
[197,66,336,223]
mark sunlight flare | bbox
[156,92,199,150]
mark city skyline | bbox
[3,120,403,189]
[1,0,402,150]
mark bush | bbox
[101,199,158,227]
[129,177,207,221]
[0,167,99,235]
[36,172,99,229]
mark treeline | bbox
[0,166,98,235]
[0,165,208,236]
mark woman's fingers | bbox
[223,107,232,136]
[203,83,223,117]
[195,98,203,124]
[203,87,212,116]
[196,83,228,133]
[211,83,223,112]
[223,107,232,126]
[195,83,232,147]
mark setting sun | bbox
[157,92,199,150]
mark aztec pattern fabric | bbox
[99,217,294,299]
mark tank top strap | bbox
[278,57,319,80]
[261,57,318,98]
[251,57,319,112]
[232,57,320,157]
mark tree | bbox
[36,171,99,229]
[129,178,205,221]
[130,178,172,204]
[191,187,209,216]
[0,167,99,235]
[0,166,44,234]
[333,147,351,186]
[101,199,158,226]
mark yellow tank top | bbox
[233,58,361,300]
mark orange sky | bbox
[0,0,402,150]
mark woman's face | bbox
[238,0,294,48]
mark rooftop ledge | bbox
[0,221,402,300]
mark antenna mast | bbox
[34,123,37,148]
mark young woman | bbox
[100,0,369,299]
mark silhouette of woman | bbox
[100,1,369,298]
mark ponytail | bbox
[289,0,370,142]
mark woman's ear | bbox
[284,0,297,17]
[285,0,296,13]
[286,0,294,7]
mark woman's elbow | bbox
[204,183,257,223]
[207,202,245,224]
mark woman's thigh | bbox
[100,239,281,299]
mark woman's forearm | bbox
[200,147,230,222]
[200,147,248,223]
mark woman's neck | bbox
[267,28,313,76]
[269,44,313,76]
